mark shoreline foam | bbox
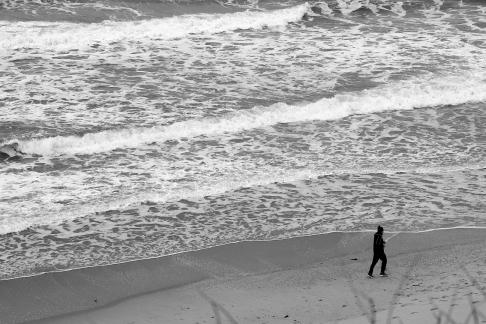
[3,225,486,282]
[2,227,485,323]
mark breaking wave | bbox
[0,4,309,52]
[16,73,486,156]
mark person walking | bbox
[368,225,387,277]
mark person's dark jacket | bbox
[373,232,385,253]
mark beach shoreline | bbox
[1,227,484,324]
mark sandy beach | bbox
[0,227,482,324]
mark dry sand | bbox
[2,228,485,324]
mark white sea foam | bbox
[0,162,484,235]
[0,4,309,52]
[335,0,378,15]
[16,73,486,156]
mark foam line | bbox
[16,73,486,156]
[1,162,483,235]
[0,4,309,52]
[3,226,486,282]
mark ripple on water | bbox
[0,165,484,279]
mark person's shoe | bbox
[379,273,388,277]
[367,274,374,278]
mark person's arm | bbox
[373,234,380,249]
[374,234,384,250]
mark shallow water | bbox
[0,0,485,279]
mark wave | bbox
[0,0,472,19]
[0,161,484,235]
[0,0,480,26]
[15,73,486,156]
[0,4,309,52]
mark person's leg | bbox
[368,254,379,276]
[380,253,387,275]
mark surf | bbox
[0,4,310,52]
[14,72,486,156]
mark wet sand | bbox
[2,228,485,324]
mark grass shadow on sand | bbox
[343,260,485,324]
[200,259,486,324]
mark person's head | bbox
[377,225,384,233]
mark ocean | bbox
[0,0,484,280]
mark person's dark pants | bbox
[368,252,387,275]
